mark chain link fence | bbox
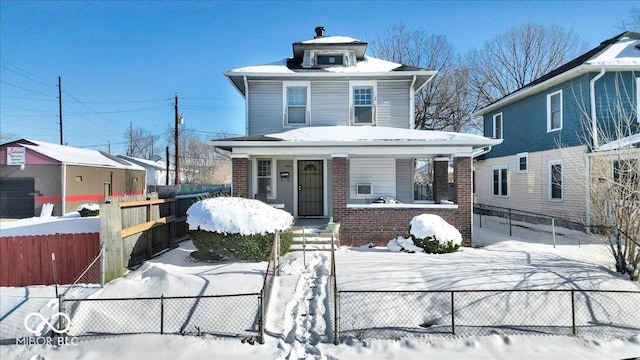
[61,293,261,339]
[336,289,640,341]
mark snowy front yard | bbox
[1,216,640,359]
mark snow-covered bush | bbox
[186,197,294,261]
[76,203,99,217]
[409,214,462,254]
[387,236,424,253]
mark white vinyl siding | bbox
[311,81,349,126]
[377,80,411,128]
[473,146,587,224]
[349,158,395,199]
[547,90,563,132]
[247,81,282,135]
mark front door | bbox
[298,160,323,217]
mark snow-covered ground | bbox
[0,211,98,237]
[1,212,640,359]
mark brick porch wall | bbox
[232,158,249,198]
[332,157,473,247]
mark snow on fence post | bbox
[100,202,125,282]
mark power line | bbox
[0,60,57,88]
[0,80,55,97]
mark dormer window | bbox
[302,50,356,68]
[316,54,344,66]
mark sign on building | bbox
[7,147,26,165]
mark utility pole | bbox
[165,146,170,186]
[129,121,133,156]
[58,77,63,145]
[174,94,180,185]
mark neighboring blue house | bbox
[473,32,640,225]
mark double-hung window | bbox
[492,165,508,197]
[257,159,274,198]
[350,81,376,125]
[547,90,562,132]
[283,81,310,126]
[493,113,503,139]
[549,160,563,201]
[517,152,528,173]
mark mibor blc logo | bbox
[24,312,71,335]
[17,312,78,346]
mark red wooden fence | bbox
[0,233,100,287]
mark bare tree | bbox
[467,23,587,108]
[571,72,640,280]
[619,5,640,32]
[166,128,231,185]
[125,125,160,159]
[369,25,479,132]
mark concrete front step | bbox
[289,226,338,251]
[289,243,336,251]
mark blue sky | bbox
[0,1,635,155]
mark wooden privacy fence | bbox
[100,194,201,283]
[0,233,100,287]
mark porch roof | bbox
[211,126,502,157]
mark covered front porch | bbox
[214,126,501,247]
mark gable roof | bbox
[474,32,640,116]
[117,155,165,170]
[3,139,145,170]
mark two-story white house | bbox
[212,27,500,246]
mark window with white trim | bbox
[350,81,376,125]
[549,160,563,201]
[283,81,310,126]
[493,113,503,139]
[547,90,562,132]
[492,165,508,197]
[257,159,273,198]
[517,152,528,173]
[491,165,509,197]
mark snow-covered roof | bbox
[586,37,640,66]
[475,32,640,116]
[596,132,640,151]
[300,35,360,44]
[227,55,410,74]
[13,139,144,169]
[211,126,502,157]
[118,155,165,169]
[268,126,492,143]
